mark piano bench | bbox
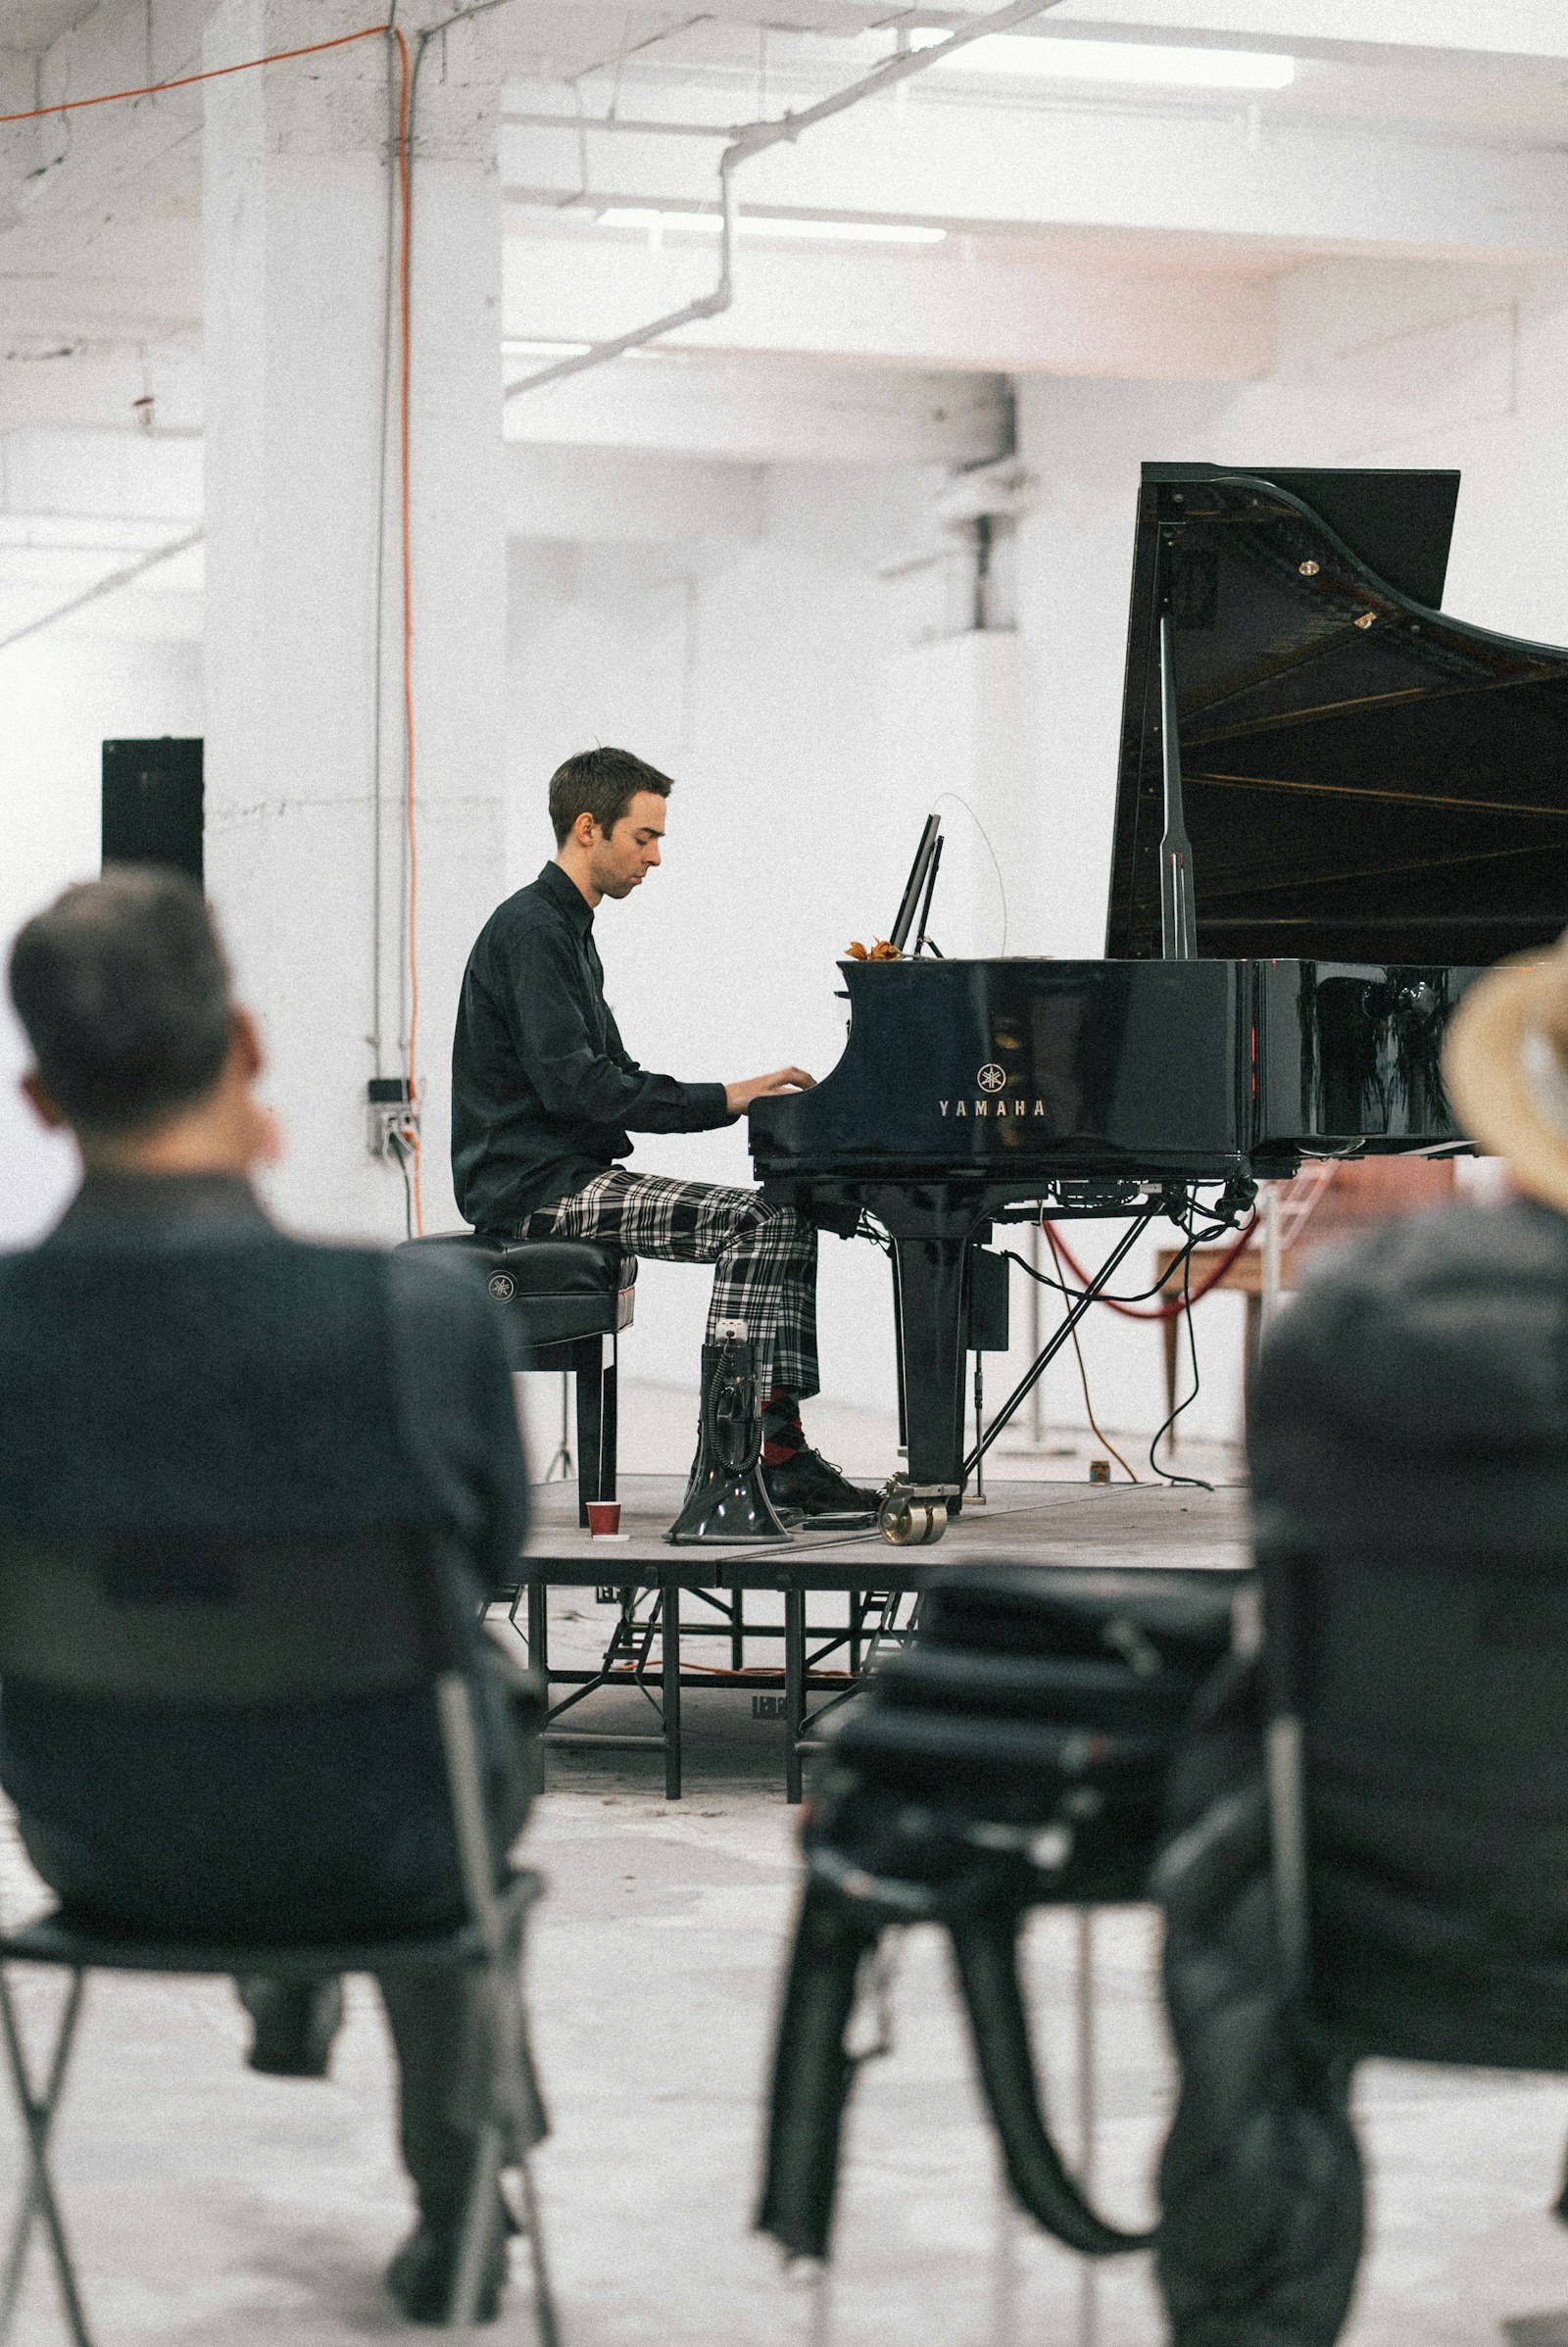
[398,1232,636,1529]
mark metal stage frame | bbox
[508,1564,922,1802]
[505,1476,1250,1801]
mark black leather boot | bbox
[763,1445,880,1522]
[386,2198,515,2324]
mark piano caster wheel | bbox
[878,1496,949,1545]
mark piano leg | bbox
[888,1229,973,1518]
[891,1259,908,1457]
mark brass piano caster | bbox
[877,1493,950,1545]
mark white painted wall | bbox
[507,460,947,1423]
[0,632,204,1249]
[504,436,1250,1450]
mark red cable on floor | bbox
[1047,1215,1256,1322]
[1042,1225,1140,1482]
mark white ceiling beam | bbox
[0,425,202,521]
[501,99,1568,263]
[0,335,200,433]
[505,443,766,540]
[1034,1,1568,67]
[503,349,1010,463]
[503,234,1274,376]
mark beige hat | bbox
[1443,933,1568,1212]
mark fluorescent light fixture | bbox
[503,338,593,357]
[596,207,947,245]
[910,31,1295,89]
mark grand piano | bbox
[749,463,1568,1542]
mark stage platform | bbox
[508,1474,1252,1799]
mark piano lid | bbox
[1105,462,1568,966]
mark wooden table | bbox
[1154,1244,1302,1428]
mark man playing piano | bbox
[451,745,877,1519]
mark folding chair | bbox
[0,1529,558,2346]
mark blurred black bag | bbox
[758,1566,1241,2263]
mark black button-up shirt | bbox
[451,860,733,1233]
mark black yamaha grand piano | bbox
[750,463,1568,1541]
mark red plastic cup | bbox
[587,1499,622,1538]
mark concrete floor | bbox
[4,1549,1568,2342]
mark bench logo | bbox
[488,1272,515,1300]
[977,1062,1005,1093]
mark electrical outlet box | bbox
[368,1076,419,1159]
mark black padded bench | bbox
[401,1233,636,1525]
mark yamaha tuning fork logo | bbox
[939,1058,1052,1122]
[488,1272,516,1300]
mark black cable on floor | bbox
[1148,1219,1211,1491]
[998,1221,1230,1308]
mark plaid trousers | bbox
[530,1168,819,1399]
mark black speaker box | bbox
[102,738,204,884]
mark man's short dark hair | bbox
[9,869,234,1138]
[548,747,673,848]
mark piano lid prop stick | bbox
[1158,611,1198,961]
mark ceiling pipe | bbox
[0,526,202,658]
[506,113,735,138]
[503,0,1068,401]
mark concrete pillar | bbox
[203,0,505,1238]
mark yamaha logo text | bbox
[941,1063,1049,1119]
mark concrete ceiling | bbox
[7,0,1568,635]
[0,0,101,56]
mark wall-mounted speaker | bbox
[102,738,204,885]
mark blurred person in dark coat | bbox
[1155,935,1568,2347]
[0,870,539,2324]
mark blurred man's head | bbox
[10,869,277,1175]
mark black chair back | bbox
[1262,1538,1568,2070]
[0,1530,466,1709]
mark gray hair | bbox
[10,869,234,1137]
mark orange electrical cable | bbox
[0,24,389,127]
[1043,1225,1140,1483]
[392,26,424,1235]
